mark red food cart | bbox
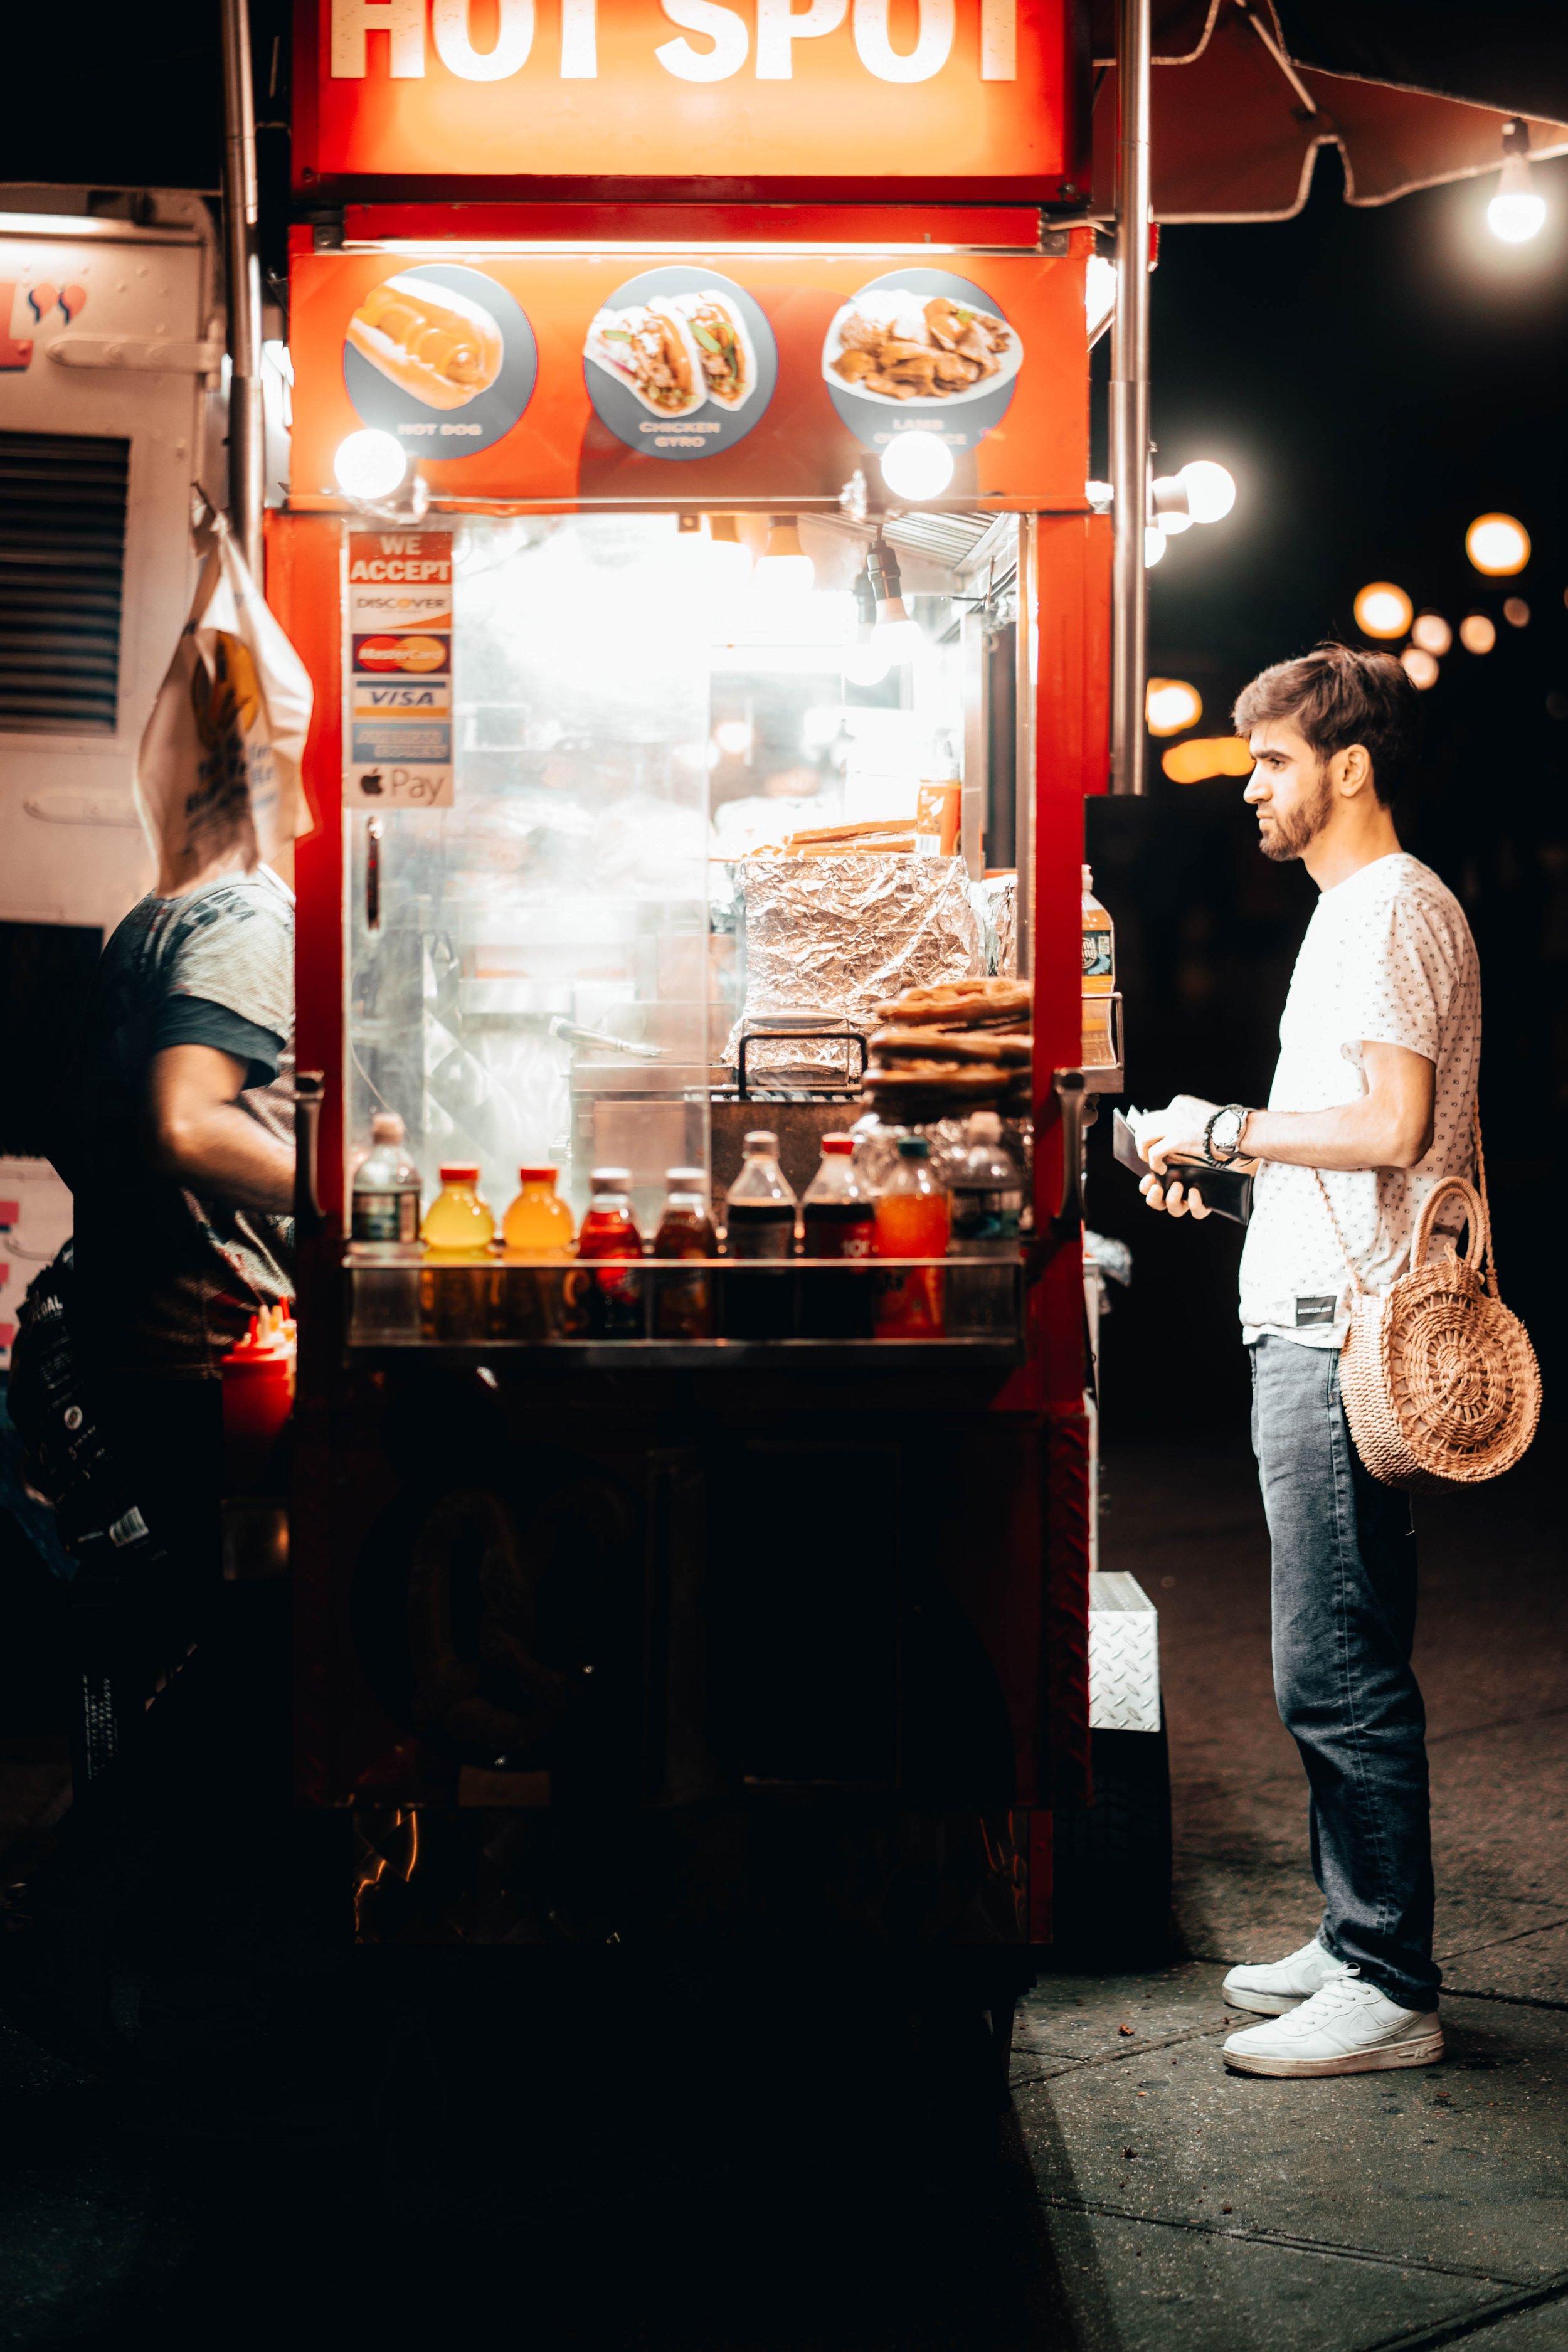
[268,0,1150,2022]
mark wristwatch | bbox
[1204,1104,1253,1165]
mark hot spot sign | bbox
[295,0,1081,199]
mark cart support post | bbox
[221,0,265,580]
[1110,0,1152,796]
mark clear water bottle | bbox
[948,1112,1024,1336]
[351,1113,423,1254]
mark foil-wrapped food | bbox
[727,854,985,1080]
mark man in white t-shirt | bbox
[1135,644,1480,2080]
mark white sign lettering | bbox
[432,0,535,78]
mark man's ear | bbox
[1334,743,1373,798]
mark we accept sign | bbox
[297,0,1079,197]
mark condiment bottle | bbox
[576,1166,644,1338]
[653,1167,717,1339]
[221,1303,295,1491]
[873,1135,951,1338]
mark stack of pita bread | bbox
[862,978,1032,1114]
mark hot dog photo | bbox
[341,263,538,459]
[348,273,504,411]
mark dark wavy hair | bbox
[1232,642,1418,807]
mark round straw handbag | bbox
[1314,1117,1540,1490]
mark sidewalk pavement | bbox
[1012,1436,1567,2352]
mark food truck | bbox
[270,0,1149,1984]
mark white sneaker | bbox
[1222,1936,1352,2016]
[1222,1979,1444,2078]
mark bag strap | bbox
[1310,1101,1492,1301]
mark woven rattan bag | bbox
[1313,1116,1540,1490]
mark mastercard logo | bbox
[356,634,448,673]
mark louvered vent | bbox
[0,432,129,735]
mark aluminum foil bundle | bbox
[726,855,985,1078]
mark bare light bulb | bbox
[1145,526,1166,568]
[1179,460,1237,524]
[879,432,955,502]
[1488,154,1546,243]
[755,515,814,593]
[334,429,408,502]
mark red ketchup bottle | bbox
[221,1301,297,1491]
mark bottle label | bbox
[1082,929,1113,981]
[952,1193,1022,1247]
[354,1190,419,1244]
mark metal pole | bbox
[1109,0,1152,796]
[221,0,265,581]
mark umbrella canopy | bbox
[1089,0,1568,220]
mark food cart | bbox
[269,0,1130,1998]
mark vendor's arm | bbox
[1137,1044,1434,1220]
[147,1045,295,1214]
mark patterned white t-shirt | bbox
[1239,852,1481,1348]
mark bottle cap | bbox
[743,1131,779,1153]
[517,1165,558,1183]
[665,1167,706,1189]
[1081,863,1093,889]
[589,1167,632,1188]
[438,1163,480,1184]
[897,1136,930,1159]
[821,1135,855,1155]
[371,1112,405,1143]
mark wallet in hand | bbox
[1113,1108,1256,1226]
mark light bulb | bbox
[1150,477,1193,534]
[755,515,814,593]
[1488,154,1546,243]
[1145,677,1202,736]
[873,607,925,663]
[1353,581,1414,640]
[879,432,955,502]
[334,430,408,502]
[1401,647,1439,689]
[707,512,753,587]
[1145,526,1166,568]
[1466,512,1530,576]
[1179,460,1237,524]
[843,644,893,687]
[1411,612,1451,656]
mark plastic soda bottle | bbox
[801,1133,876,1337]
[653,1168,717,1338]
[352,1113,423,1253]
[497,1166,575,1340]
[1081,863,1116,1067]
[576,1167,644,1338]
[724,1130,797,1339]
[872,1135,951,1337]
[502,1167,575,1259]
[948,1112,1024,1336]
[420,1164,494,1341]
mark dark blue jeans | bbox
[1249,1335,1438,2011]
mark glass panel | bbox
[347,515,712,1231]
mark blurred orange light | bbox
[1504,596,1530,627]
[1411,612,1451,655]
[1161,736,1255,784]
[1400,647,1440,689]
[1466,514,1530,576]
[1353,582,1414,640]
[1459,613,1497,655]
[1145,677,1203,736]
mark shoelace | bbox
[1272,1977,1371,2035]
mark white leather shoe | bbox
[1222,1936,1353,2015]
[1222,1978,1443,2077]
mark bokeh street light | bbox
[1504,596,1531,628]
[1459,613,1498,655]
[1353,581,1414,640]
[1145,678,1203,736]
[1466,514,1530,576]
[1162,736,1254,783]
[1400,647,1440,689]
[1411,612,1452,656]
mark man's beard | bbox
[1258,770,1333,862]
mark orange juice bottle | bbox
[1081,864,1116,1067]
[872,1136,951,1337]
[420,1163,495,1341]
[501,1166,575,1259]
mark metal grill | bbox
[0,432,130,736]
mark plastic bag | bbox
[134,511,313,881]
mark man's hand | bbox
[148,1046,294,1215]
[1133,1095,1219,1221]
